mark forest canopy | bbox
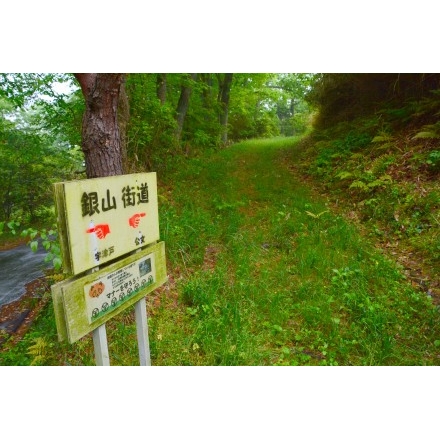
[2,72,439,225]
[0,73,314,223]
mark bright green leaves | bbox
[21,226,63,272]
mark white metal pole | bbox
[90,265,110,366]
[92,324,110,366]
[135,297,151,366]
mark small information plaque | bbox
[84,252,156,323]
[51,241,167,344]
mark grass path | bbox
[2,137,440,366]
[151,138,440,365]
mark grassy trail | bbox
[3,137,440,366]
[152,138,440,365]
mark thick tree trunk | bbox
[74,73,125,178]
[175,73,198,142]
[217,73,233,145]
[118,76,130,173]
[156,73,167,105]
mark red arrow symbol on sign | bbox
[86,224,110,239]
[129,213,146,228]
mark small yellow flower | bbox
[192,343,200,351]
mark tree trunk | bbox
[200,73,212,108]
[74,73,125,178]
[175,73,198,143]
[217,73,233,145]
[117,76,130,173]
[156,73,167,105]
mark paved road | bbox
[0,243,50,307]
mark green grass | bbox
[2,136,440,365]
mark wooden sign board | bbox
[51,241,167,344]
[54,173,160,275]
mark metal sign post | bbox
[93,324,110,366]
[135,297,151,366]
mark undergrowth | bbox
[296,96,440,282]
[2,135,440,366]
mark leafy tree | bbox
[0,119,81,222]
[0,74,84,222]
[0,72,317,202]
[266,73,315,135]
[124,73,177,170]
[228,74,280,140]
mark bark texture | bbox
[117,76,130,173]
[156,73,167,105]
[175,73,198,142]
[74,73,125,178]
[218,73,233,145]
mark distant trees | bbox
[0,73,83,222]
[268,73,315,136]
[0,72,314,222]
[122,73,313,170]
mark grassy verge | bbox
[2,136,440,365]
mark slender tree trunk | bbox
[74,73,125,178]
[200,73,212,108]
[290,97,295,117]
[175,73,198,142]
[156,73,167,105]
[217,73,233,145]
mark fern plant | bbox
[368,153,396,175]
[349,174,393,192]
[370,132,396,153]
[412,121,440,139]
[27,337,49,366]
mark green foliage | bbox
[0,219,20,236]
[21,226,62,271]
[413,121,440,140]
[27,337,49,366]
[308,73,440,130]
[122,73,316,173]
[3,136,440,366]
[4,73,440,366]
[125,74,178,170]
[427,150,440,169]
[0,75,84,224]
[298,77,440,274]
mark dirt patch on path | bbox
[0,237,27,251]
